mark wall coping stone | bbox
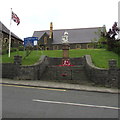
[85,55,107,70]
[21,55,48,67]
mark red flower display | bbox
[57,59,74,66]
[61,73,68,77]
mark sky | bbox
[0,0,120,40]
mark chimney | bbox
[49,22,53,38]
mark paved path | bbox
[1,78,119,94]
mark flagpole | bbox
[8,8,12,57]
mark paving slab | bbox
[1,78,119,94]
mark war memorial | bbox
[1,31,120,88]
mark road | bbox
[2,84,119,118]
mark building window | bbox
[53,45,58,50]
[44,37,47,44]
[45,47,49,50]
[2,38,8,48]
[87,44,94,49]
[4,38,8,43]
[76,44,81,49]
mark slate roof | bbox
[0,21,23,41]
[33,27,104,44]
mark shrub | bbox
[11,48,17,52]
[23,45,33,60]
[1,49,8,55]
[1,48,17,55]
[18,46,24,51]
[112,41,120,55]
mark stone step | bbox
[40,65,89,84]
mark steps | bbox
[39,57,92,84]
[40,65,90,84]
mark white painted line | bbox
[33,99,120,110]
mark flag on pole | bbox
[12,11,20,25]
[8,9,20,57]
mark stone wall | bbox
[85,55,119,88]
[18,55,49,80]
[2,55,49,80]
[40,65,89,84]
[2,63,19,79]
[1,55,120,88]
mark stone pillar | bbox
[109,59,117,69]
[62,43,69,59]
[62,43,70,65]
[14,55,22,65]
[107,59,118,87]
[61,31,70,65]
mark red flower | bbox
[61,73,67,76]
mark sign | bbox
[34,41,38,46]
[24,37,38,47]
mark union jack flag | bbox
[12,11,20,25]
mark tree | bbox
[101,22,120,52]
[91,26,107,49]
[23,43,33,60]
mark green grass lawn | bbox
[1,49,120,68]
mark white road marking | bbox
[33,99,120,110]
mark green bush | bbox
[112,41,120,55]
[11,48,17,52]
[1,48,17,55]
[23,45,33,60]
[1,49,8,55]
[18,46,24,51]
[112,47,120,55]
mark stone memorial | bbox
[62,31,70,66]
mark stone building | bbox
[32,22,105,50]
[0,21,23,50]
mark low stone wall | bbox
[2,55,49,80]
[85,55,119,88]
[2,63,20,79]
[40,65,88,83]
[1,55,119,88]
[18,55,49,80]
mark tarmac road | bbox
[2,84,119,118]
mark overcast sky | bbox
[0,0,119,40]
